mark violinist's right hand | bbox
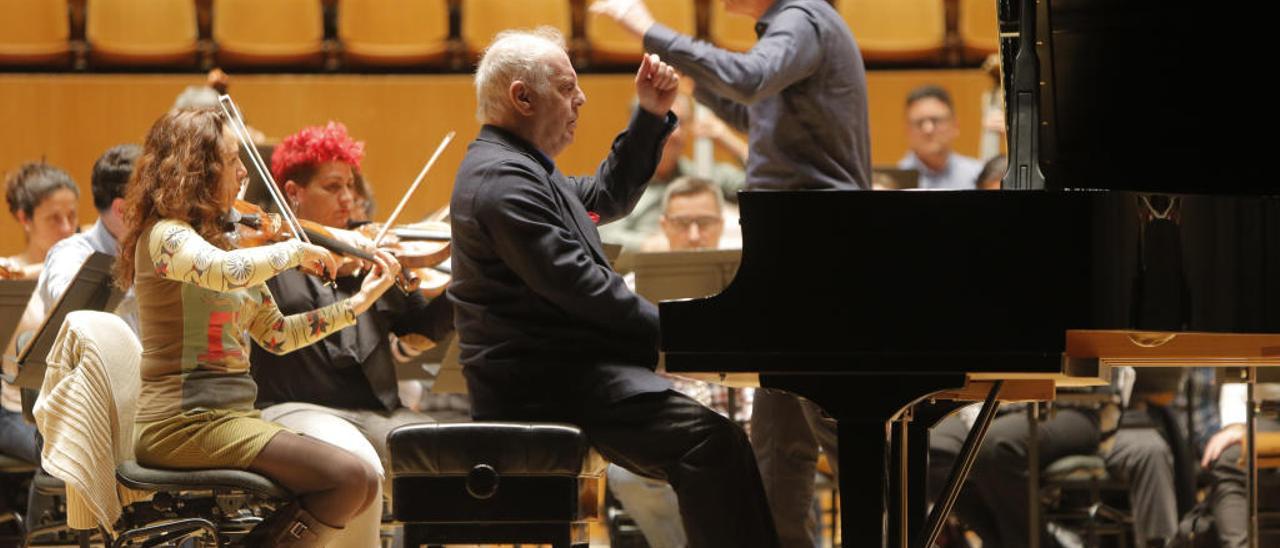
[348,249,401,315]
[297,242,338,281]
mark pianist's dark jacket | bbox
[449,109,676,418]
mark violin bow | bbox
[217,94,312,247]
[371,131,456,247]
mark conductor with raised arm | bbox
[448,27,780,548]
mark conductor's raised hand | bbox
[635,53,680,117]
[589,0,654,38]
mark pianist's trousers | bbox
[931,407,1100,547]
[749,388,839,548]
[478,388,781,548]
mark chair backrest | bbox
[837,0,947,62]
[957,0,999,60]
[338,0,451,66]
[85,0,198,66]
[458,0,571,57]
[33,310,141,531]
[707,2,757,53]
[0,0,70,65]
[213,0,324,66]
[586,0,695,63]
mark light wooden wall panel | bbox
[0,69,993,255]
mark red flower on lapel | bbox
[587,211,600,224]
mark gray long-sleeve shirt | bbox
[643,0,871,191]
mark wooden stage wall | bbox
[0,69,992,255]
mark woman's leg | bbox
[248,431,379,527]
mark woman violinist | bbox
[115,108,401,546]
[1,162,79,279]
[249,121,456,548]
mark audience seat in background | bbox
[0,0,71,67]
[213,0,325,68]
[339,0,452,68]
[86,0,199,67]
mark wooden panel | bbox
[0,69,992,255]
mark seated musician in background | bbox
[975,154,1008,190]
[930,368,1180,547]
[449,28,779,547]
[592,1,870,543]
[117,107,399,546]
[30,145,141,331]
[0,161,80,466]
[250,121,456,547]
[1,162,79,279]
[597,94,744,252]
[1200,376,1280,547]
[898,85,984,190]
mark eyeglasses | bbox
[667,215,723,231]
[908,115,953,130]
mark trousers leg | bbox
[607,464,687,548]
[1210,444,1248,548]
[0,407,39,465]
[750,388,820,548]
[583,390,780,548]
[1104,428,1178,545]
[968,408,1101,547]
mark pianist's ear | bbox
[508,81,536,117]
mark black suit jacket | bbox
[251,270,454,412]
[449,110,676,418]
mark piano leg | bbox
[763,373,967,548]
[906,401,972,544]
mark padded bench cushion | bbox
[116,460,291,500]
[390,422,605,477]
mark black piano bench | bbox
[389,422,605,548]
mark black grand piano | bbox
[659,0,1279,546]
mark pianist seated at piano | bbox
[448,28,779,547]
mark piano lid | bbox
[1000,0,1272,194]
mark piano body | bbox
[659,0,1278,546]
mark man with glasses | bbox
[899,85,984,190]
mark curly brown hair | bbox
[115,107,234,290]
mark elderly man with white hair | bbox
[448,28,781,547]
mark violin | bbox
[353,220,451,269]
[228,200,422,293]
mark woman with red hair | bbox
[254,121,457,547]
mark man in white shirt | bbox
[898,85,984,190]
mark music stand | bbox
[0,279,38,384]
[11,252,122,391]
[872,167,921,190]
[631,249,741,303]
